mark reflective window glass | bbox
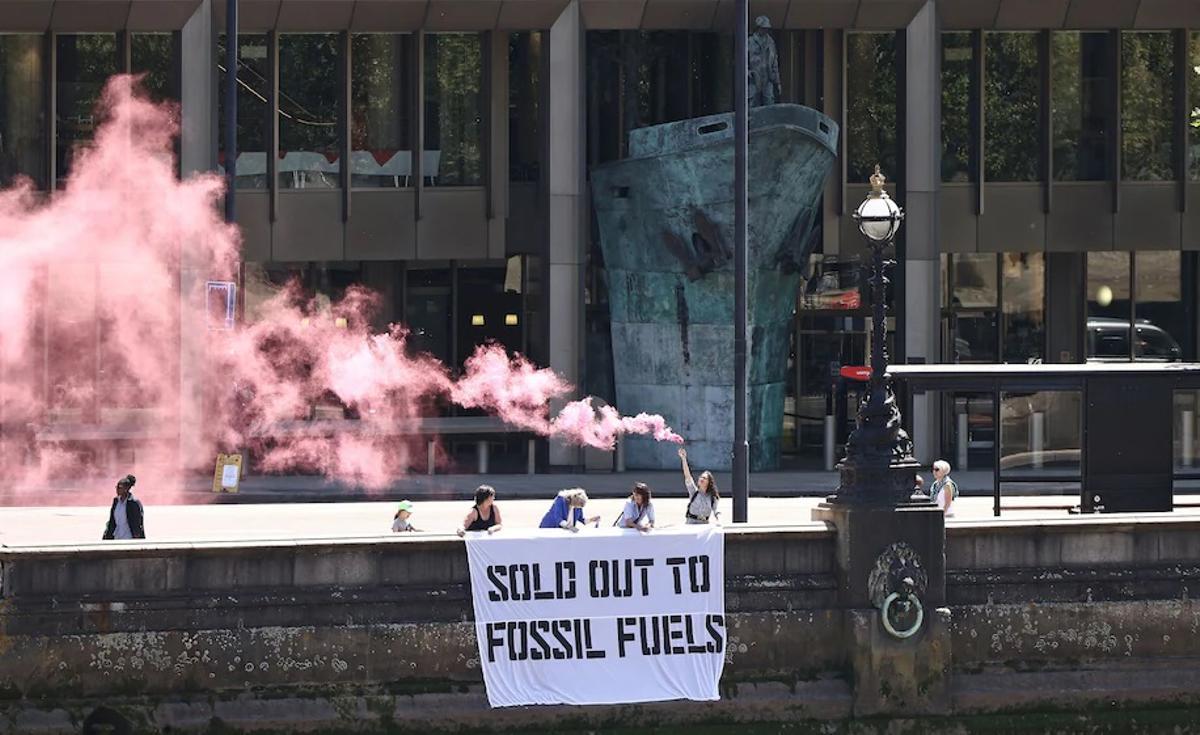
[278,34,340,189]
[1002,253,1044,363]
[1052,31,1113,181]
[1189,32,1200,180]
[846,32,898,184]
[509,32,542,183]
[56,34,117,188]
[351,34,413,189]
[424,33,484,187]
[131,33,176,103]
[941,32,971,183]
[951,253,997,309]
[217,34,270,189]
[1121,32,1175,181]
[985,32,1040,182]
[1135,251,1183,360]
[0,35,45,188]
[1086,251,1131,360]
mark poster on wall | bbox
[464,526,726,708]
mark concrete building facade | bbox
[2,0,1199,481]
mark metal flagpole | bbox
[732,0,749,522]
[224,0,238,223]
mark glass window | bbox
[985,32,1040,182]
[406,266,452,364]
[509,32,541,183]
[1135,251,1184,360]
[1121,32,1175,181]
[951,253,997,309]
[278,34,339,189]
[1052,31,1113,181]
[846,32,898,184]
[56,34,117,188]
[218,34,270,189]
[0,35,45,188]
[941,32,971,183]
[457,264,524,368]
[693,32,733,117]
[424,33,483,187]
[1086,251,1131,359]
[131,33,176,103]
[1190,33,1200,180]
[637,32,691,126]
[1002,253,1044,363]
[351,34,413,189]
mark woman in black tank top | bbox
[457,485,503,536]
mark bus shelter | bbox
[889,363,1200,516]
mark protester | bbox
[457,485,503,536]
[392,500,420,532]
[930,460,958,516]
[617,482,655,531]
[677,447,720,524]
[539,488,600,532]
[103,474,144,540]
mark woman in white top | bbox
[677,447,720,524]
[617,482,655,532]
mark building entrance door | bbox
[787,314,868,464]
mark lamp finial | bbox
[869,164,886,196]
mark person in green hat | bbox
[392,500,420,532]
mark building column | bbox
[546,1,587,467]
[178,0,214,472]
[903,0,941,463]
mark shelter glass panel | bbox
[1121,32,1175,181]
[1175,389,1200,473]
[941,32,971,183]
[55,34,117,188]
[1052,31,1113,181]
[999,390,1082,479]
[217,34,270,189]
[424,33,484,187]
[985,32,1040,182]
[278,34,340,189]
[846,32,898,184]
[351,34,413,189]
[0,35,45,189]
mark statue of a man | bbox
[748,15,782,107]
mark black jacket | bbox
[103,496,145,540]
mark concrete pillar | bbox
[178,0,214,473]
[903,0,941,464]
[546,1,586,467]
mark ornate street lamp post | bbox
[833,165,922,505]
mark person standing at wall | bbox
[617,483,655,532]
[930,460,958,517]
[677,448,720,524]
[539,488,600,532]
[457,485,503,536]
[103,474,144,540]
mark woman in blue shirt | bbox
[539,488,599,532]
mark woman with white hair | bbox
[539,488,600,532]
[930,460,958,516]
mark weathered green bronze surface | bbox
[591,103,838,470]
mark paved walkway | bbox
[0,468,1093,506]
[5,495,1200,549]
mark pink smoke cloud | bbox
[0,76,682,498]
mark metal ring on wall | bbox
[880,591,924,639]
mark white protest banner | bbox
[464,525,726,708]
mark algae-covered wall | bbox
[4,518,1200,732]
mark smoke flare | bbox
[0,76,681,498]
